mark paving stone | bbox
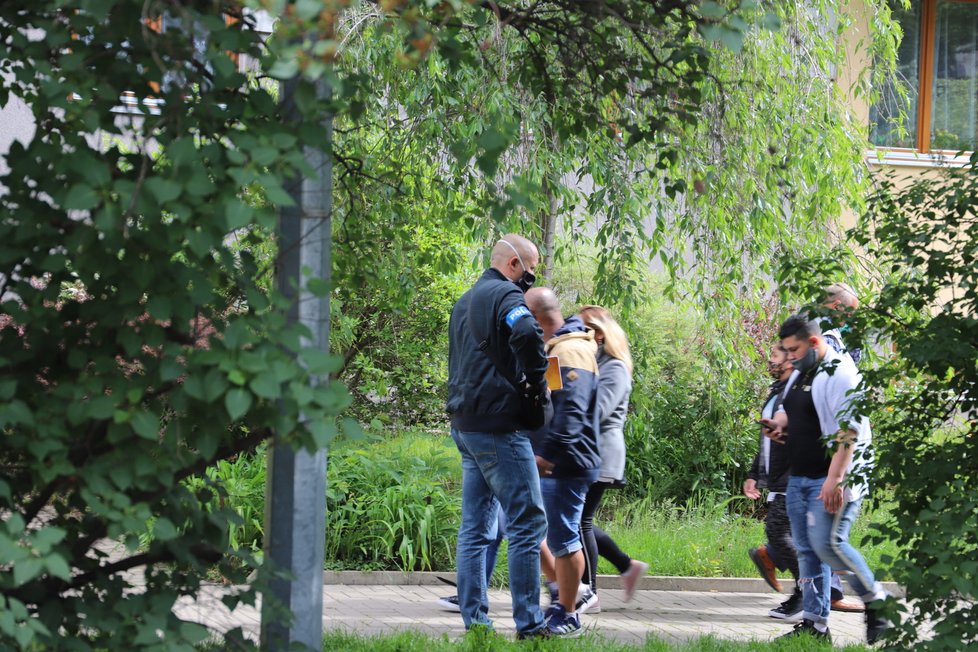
[175,583,885,647]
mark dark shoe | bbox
[545,603,582,637]
[749,545,782,592]
[866,605,894,644]
[438,595,460,612]
[516,626,552,641]
[777,619,831,643]
[832,597,865,613]
[768,590,803,623]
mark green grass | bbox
[317,630,868,651]
[205,426,901,581]
[485,497,900,585]
[365,428,900,583]
[588,498,900,581]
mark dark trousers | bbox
[580,481,604,591]
[594,525,631,574]
[766,493,800,581]
[580,481,633,590]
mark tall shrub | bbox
[851,159,978,650]
[0,3,347,648]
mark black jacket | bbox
[748,379,790,493]
[446,268,549,433]
[530,316,601,479]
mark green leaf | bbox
[31,527,67,553]
[225,200,254,231]
[699,1,727,19]
[0,379,16,400]
[298,349,342,375]
[86,395,115,420]
[63,184,99,210]
[179,621,209,644]
[154,518,178,542]
[45,554,72,581]
[131,411,160,440]
[307,419,336,448]
[146,295,172,320]
[145,177,182,204]
[0,400,33,427]
[267,58,299,80]
[225,388,252,421]
[13,557,44,586]
[250,373,281,400]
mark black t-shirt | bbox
[783,367,832,478]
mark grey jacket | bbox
[595,349,631,482]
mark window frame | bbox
[889,0,978,155]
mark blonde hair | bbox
[579,305,633,375]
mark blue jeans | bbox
[540,476,592,557]
[451,428,547,635]
[787,475,885,624]
[484,509,506,584]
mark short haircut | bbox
[778,313,822,340]
[822,282,858,309]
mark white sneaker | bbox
[437,595,460,612]
[576,584,600,614]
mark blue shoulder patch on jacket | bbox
[505,306,531,328]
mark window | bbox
[871,0,978,153]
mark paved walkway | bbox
[175,583,872,647]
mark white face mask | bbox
[498,239,536,292]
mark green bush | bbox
[197,429,461,572]
[325,432,460,571]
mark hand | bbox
[523,377,549,405]
[743,479,761,500]
[818,476,845,514]
[759,418,785,444]
[535,455,554,477]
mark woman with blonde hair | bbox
[575,305,648,610]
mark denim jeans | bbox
[540,476,592,558]
[451,428,548,635]
[485,509,506,584]
[787,475,886,624]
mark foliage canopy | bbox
[0,0,776,647]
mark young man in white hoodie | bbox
[761,315,891,644]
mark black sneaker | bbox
[777,619,832,644]
[438,595,460,612]
[866,605,894,644]
[516,626,552,640]
[768,590,803,623]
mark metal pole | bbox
[261,72,332,650]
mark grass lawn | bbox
[320,630,867,651]
[338,428,901,584]
[589,498,900,580]
[487,498,900,586]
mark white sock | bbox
[814,621,829,633]
[546,581,558,593]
